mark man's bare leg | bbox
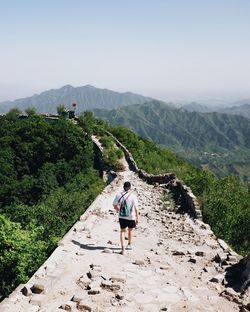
[128,228,132,246]
[126,228,133,250]
[120,229,126,254]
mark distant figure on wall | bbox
[69,102,77,119]
[113,181,139,255]
[68,110,75,119]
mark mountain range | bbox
[181,102,250,119]
[1,84,250,180]
[93,101,250,182]
[1,84,250,120]
[0,85,152,114]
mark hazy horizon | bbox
[1,1,250,104]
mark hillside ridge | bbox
[93,101,250,181]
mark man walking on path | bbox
[113,181,139,255]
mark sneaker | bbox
[120,248,125,255]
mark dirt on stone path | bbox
[0,167,244,312]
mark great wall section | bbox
[1,124,249,312]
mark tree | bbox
[5,108,21,122]
[202,176,250,254]
[56,104,66,116]
[25,107,37,116]
[78,111,95,135]
[0,215,47,296]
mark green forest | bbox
[0,111,104,298]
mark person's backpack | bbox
[118,192,132,217]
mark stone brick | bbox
[203,266,217,274]
[59,303,72,311]
[195,251,205,257]
[29,294,46,307]
[77,301,92,311]
[199,223,210,230]
[210,274,224,283]
[110,275,126,283]
[88,287,101,295]
[21,285,32,296]
[88,280,101,289]
[227,255,238,263]
[77,275,91,289]
[218,239,230,251]
[87,269,100,279]
[101,280,121,291]
[71,295,84,303]
[160,265,170,270]
[220,288,242,304]
[214,252,228,263]
[101,280,113,289]
[31,283,45,294]
[172,250,185,256]
[133,260,145,265]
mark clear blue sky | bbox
[0,0,250,102]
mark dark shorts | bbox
[119,218,136,229]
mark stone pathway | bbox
[1,166,244,311]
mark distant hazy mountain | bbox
[230,98,250,106]
[180,102,214,113]
[0,85,152,114]
[217,104,250,119]
[181,101,250,119]
[93,100,250,181]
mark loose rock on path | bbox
[1,164,245,311]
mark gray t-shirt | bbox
[113,190,138,220]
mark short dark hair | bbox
[123,181,131,191]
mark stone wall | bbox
[239,253,250,292]
[105,131,250,296]
[105,131,202,220]
[91,136,118,184]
